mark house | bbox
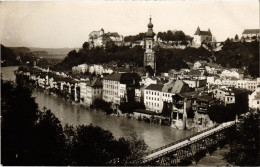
[193,61,207,69]
[140,76,158,86]
[143,80,190,113]
[242,29,260,42]
[220,69,240,79]
[193,26,212,47]
[212,87,247,105]
[102,73,141,110]
[80,77,103,107]
[171,93,193,129]
[183,79,207,88]
[144,84,164,113]
[72,64,88,73]
[248,85,260,110]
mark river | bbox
[1,66,194,149]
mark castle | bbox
[88,28,123,48]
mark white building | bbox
[72,64,88,73]
[88,28,123,48]
[80,78,103,107]
[248,85,260,110]
[102,73,140,109]
[242,29,260,42]
[144,80,190,113]
[193,26,212,47]
[220,69,240,79]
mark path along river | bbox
[1,66,194,149]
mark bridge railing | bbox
[143,122,235,163]
[144,124,219,156]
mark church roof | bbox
[194,26,212,36]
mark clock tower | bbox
[144,16,156,74]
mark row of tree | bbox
[215,40,259,77]
[157,30,193,42]
[1,79,148,166]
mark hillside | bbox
[215,41,259,77]
[1,44,20,67]
[29,47,80,55]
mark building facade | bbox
[248,85,260,110]
[193,26,212,46]
[102,73,141,109]
[242,29,260,42]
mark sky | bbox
[0,0,259,48]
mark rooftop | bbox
[146,84,164,91]
[242,29,260,34]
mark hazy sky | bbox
[0,0,259,48]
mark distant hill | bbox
[29,47,80,55]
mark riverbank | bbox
[33,90,195,149]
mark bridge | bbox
[143,121,235,165]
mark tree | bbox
[234,34,239,41]
[2,80,149,166]
[33,110,67,165]
[225,110,260,166]
[71,124,124,165]
[2,80,39,165]
[208,104,236,124]
[119,101,145,114]
[117,132,148,165]
[82,42,90,50]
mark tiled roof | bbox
[171,80,189,94]
[106,32,120,38]
[90,77,102,87]
[198,31,212,36]
[194,26,212,36]
[242,29,260,34]
[103,72,140,83]
[196,95,214,102]
[175,91,199,98]
[162,80,175,93]
[146,84,164,91]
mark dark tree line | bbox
[157,30,193,43]
[124,33,146,43]
[224,110,260,166]
[208,91,249,124]
[55,41,212,73]
[1,79,148,166]
[215,41,259,77]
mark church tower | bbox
[144,16,156,74]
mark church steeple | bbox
[144,16,156,75]
[146,15,154,38]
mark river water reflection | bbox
[2,66,194,149]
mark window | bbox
[258,101,259,104]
